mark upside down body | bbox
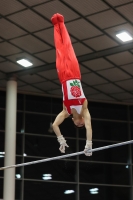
[51,13,92,156]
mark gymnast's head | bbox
[72,116,85,128]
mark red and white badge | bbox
[66,79,85,100]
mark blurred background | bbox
[0,91,133,200]
[0,0,133,199]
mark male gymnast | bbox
[51,13,92,156]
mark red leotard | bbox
[51,13,86,114]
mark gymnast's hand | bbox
[57,135,69,153]
[84,141,92,156]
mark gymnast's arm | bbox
[52,107,69,153]
[52,109,69,137]
[83,108,92,141]
[82,102,93,156]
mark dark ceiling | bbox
[0,0,133,104]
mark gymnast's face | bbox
[72,117,85,127]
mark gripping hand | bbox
[57,135,69,153]
[84,141,92,156]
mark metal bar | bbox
[0,140,133,170]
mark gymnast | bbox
[51,13,92,156]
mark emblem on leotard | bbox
[70,80,81,98]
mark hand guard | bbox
[57,135,69,153]
[84,140,92,156]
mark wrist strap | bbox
[57,135,66,144]
[86,140,92,145]
[85,140,92,148]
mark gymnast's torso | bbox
[62,79,86,115]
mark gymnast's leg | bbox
[51,13,81,83]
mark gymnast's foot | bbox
[51,13,64,25]
[51,14,58,25]
[57,13,64,23]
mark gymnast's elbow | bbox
[52,123,58,130]
[52,122,56,128]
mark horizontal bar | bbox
[0,140,133,170]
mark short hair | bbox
[74,124,85,129]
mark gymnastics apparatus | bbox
[0,140,133,170]
[0,14,133,170]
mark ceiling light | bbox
[0,152,5,154]
[43,174,52,177]
[89,188,99,194]
[16,174,21,179]
[16,59,33,67]
[23,153,27,156]
[64,190,75,194]
[42,174,52,180]
[90,191,98,194]
[0,152,5,157]
[116,31,133,42]
[126,165,129,169]
[42,176,52,180]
